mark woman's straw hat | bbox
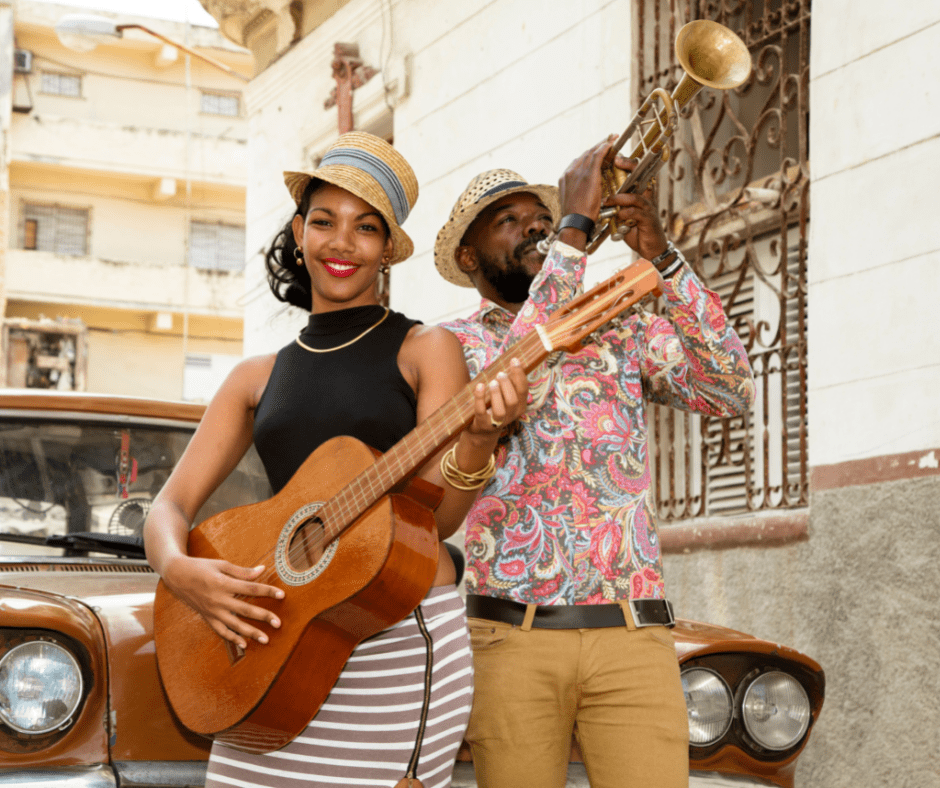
[434,169,560,288]
[284,132,418,265]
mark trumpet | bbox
[538,20,752,256]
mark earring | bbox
[380,261,390,276]
[294,247,304,266]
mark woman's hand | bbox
[466,357,529,437]
[162,555,284,650]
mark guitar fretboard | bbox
[319,329,546,540]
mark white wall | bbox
[243,0,641,356]
[808,3,940,466]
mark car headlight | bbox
[0,641,84,734]
[682,667,733,745]
[742,670,811,750]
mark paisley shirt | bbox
[442,240,755,605]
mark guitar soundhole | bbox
[287,516,326,572]
[275,502,339,586]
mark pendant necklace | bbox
[295,307,390,354]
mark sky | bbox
[31,0,218,27]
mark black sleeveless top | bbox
[253,306,420,493]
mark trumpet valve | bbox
[598,164,628,240]
[602,163,628,199]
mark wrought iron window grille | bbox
[638,0,811,520]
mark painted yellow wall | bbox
[7,2,251,400]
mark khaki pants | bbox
[465,617,689,788]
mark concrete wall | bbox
[242,0,637,355]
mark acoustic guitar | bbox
[152,259,660,753]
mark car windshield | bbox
[0,416,271,558]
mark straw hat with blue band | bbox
[434,169,561,288]
[284,132,418,265]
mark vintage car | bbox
[0,390,824,788]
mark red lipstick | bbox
[322,258,359,278]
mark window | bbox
[189,221,245,271]
[40,72,81,97]
[0,416,269,554]
[200,91,240,117]
[21,204,89,255]
[638,0,811,519]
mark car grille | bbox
[0,562,153,573]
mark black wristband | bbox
[557,213,595,240]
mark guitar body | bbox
[153,435,440,753]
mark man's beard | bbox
[478,234,546,304]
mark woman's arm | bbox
[399,324,528,540]
[143,354,284,649]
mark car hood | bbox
[674,616,821,674]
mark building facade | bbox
[203,1,940,786]
[5,1,251,401]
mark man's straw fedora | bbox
[434,169,560,288]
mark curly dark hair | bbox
[265,178,391,312]
[264,179,319,311]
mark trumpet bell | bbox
[676,19,752,92]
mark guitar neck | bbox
[319,258,659,541]
[319,330,547,540]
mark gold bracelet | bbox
[440,444,496,491]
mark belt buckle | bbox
[629,599,676,629]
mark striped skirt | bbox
[205,586,473,788]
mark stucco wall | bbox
[87,330,240,400]
[665,476,940,787]
[667,4,940,786]
[807,4,940,465]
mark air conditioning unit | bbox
[14,49,32,74]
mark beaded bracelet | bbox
[440,445,496,491]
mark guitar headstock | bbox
[540,260,661,354]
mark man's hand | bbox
[604,155,671,261]
[556,136,618,250]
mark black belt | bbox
[466,594,675,630]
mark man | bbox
[434,141,755,788]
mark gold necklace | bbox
[295,307,390,354]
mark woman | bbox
[144,132,527,788]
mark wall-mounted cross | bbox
[324,42,377,134]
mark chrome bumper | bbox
[0,766,115,788]
[458,764,781,787]
[690,770,780,787]
[115,761,207,787]
[0,762,208,788]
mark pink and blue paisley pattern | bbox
[442,241,754,605]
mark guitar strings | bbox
[223,268,653,603]
[197,273,655,659]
